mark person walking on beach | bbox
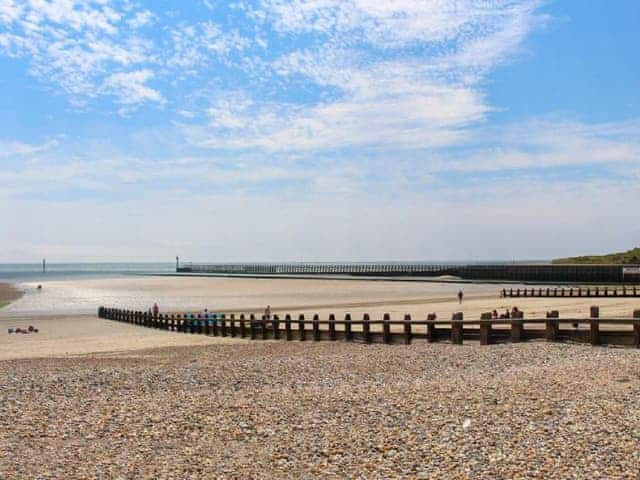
[457,290,464,304]
[264,305,272,319]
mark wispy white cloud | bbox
[192,0,545,153]
[102,69,164,109]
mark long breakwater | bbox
[177,262,640,284]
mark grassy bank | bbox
[0,302,7,309]
[553,247,640,264]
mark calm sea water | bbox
[0,263,175,283]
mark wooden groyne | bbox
[501,286,640,298]
[177,262,640,284]
[98,307,640,348]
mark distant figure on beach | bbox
[492,309,498,319]
[152,302,159,317]
[504,309,510,319]
[37,285,42,290]
[264,305,272,319]
[457,290,463,304]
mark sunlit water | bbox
[0,263,504,317]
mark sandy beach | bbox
[2,276,640,361]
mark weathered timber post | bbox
[516,288,521,297]
[613,288,618,297]
[363,313,371,344]
[170,314,175,331]
[480,312,492,345]
[561,288,565,297]
[285,314,292,341]
[271,314,280,340]
[546,288,550,296]
[383,313,391,344]
[220,314,227,337]
[451,312,463,345]
[249,314,257,340]
[569,288,573,297]
[230,314,236,337]
[312,314,321,341]
[633,310,640,348]
[546,310,559,341]
[604,287,609,297]
[403,314,412,345]
[590,306,600,346]
[511,311,524,343]
[578,288,582,297]
[261,315,268,340]
[298,314,306,341]
[239,314,246,338]
[427,313,437,342]
[328,314,336,341]
[344,313,353,342]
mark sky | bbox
[0,0,639,262]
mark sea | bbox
[0,262,176,283]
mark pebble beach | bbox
[1,340,639,479]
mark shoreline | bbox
[0,282,23,308]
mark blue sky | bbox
[0,0,639,262]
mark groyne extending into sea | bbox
[99,306,640,348]
[177,262,640,284]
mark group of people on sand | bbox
[490,306,520,319]
[7,325,39,334]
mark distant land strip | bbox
[553,247,640,265]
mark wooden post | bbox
[328,314,336,341]
[285,314,292,341]
[426,313,437,342]
[261,315,268,340]
[633,310,640,348]
[239,314,246,338]
[589,306,600,346]
[451,312,463,344]
[272,314,280,340]
[230,314,236,337]
[511,312,524,343]
[363,313,371,344]
[480,312,492,345]
[250,314,257,340]
[344,313,353,342]
[546,310,559,341]
[298,314,306,341]
[403,314,412,345]
[220,314,227,337]
[312,314,320,341]
[383,313,391,344]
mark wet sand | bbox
[0,282,23,306]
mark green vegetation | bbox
[553,247,640,264]
[0,302,8,309]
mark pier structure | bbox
[176,262,640,284]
